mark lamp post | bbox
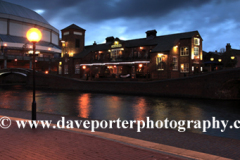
[26,28,42,122]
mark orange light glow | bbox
[14,59,17,62]
[99,51,102,54]
[210,58,214,61]
[114,65,116,68]
[158,53,163,57]
[82,65,86,69]
[48,48,51,51]
[3,43,7,47]
[35,60,37,62]
[140,47,143,50]
[78,94,90,118]
[45,71,49,74]
[26,28,42,43]
[139,64,143,68]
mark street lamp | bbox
[26,28,42,122]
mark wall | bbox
[26,68,240,99]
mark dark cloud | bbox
[3,0,240,51]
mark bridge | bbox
[0,68,33,84]
[0,68,31,77]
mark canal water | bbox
[0,85,239,140]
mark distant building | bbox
[0,1,61,72]
[203,43,238,72]
[59,24,203,80]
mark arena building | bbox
[0,0,61,73]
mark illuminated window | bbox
[64,65,68,74]
[194,47,199,56]
[58,66,62,74]
[194,38,200,45]
[172,56,178,70]
[156,56,164,71]
[75,64,80,74]
[180,47,189,56]
[111,49,123,61]
[180,63,189,73]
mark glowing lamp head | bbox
[26,28,42,43]
[45,71,49,74]
[210,58,214,61]
[82,65,86,69]
[231,56,235,60]
[139,64,143,68]
[218,59,222,62]
[14,59,17,62]
[3,43,7,47]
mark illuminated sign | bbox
[111,44,122,48]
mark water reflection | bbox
[133,97,147,121]
[78,93,90,118]
[0,85,240,140]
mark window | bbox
[138,51,141,58]
[58,66,62,74]
[75,64,80,74]
[180,47,189,56]
[111,49,123,61]
[194,47,199,56]
[64,65,68,74]
[75,39,80,48]
[156,56,164,71]
[180,63,189,73]
[172,56,178,70]
[194,38,200,45]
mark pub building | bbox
[59,24,203,80]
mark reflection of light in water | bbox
[105,96,120,119]
[78,94,90,118]
[133,97,146,121]
[152,100,168,121]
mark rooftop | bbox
[0,1,49,24]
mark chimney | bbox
[146,30,157,38]
[106,36,114,43]
[226,43,231,52]
[93,41,97,45]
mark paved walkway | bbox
[0,109,236,160]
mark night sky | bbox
[3,0,240,52]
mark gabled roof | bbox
[74,30,199,58]
[232,49,240,55]
[61,24,86,31]
[0,1,49,24]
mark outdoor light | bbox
[48,48,51,51]
[59,61,62,65]
[114,65,116,68]
[26,28,42,123]
[231,56,235,60]
[83,65,86,69]
[139,64,143,68]
[3,43,7,47]
[35,60,37,62]
[158,53,163,57]
[26,28,42,43]
[210,58,214,61]
[45,71,49,74]
[108,50,111,52]
[140,47,143,50]
[14,59,17,62]
[218,59,222,62]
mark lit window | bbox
[180,63,189,73]
[194,38,200,45]
[194,47,199,56]
[156,56,164,71]
[111,48,123,61]
[180,47,189,56]
[64,65,68,74]
[172,56,178,70]
[75,64,80,74]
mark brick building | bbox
[59,24,203,80]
